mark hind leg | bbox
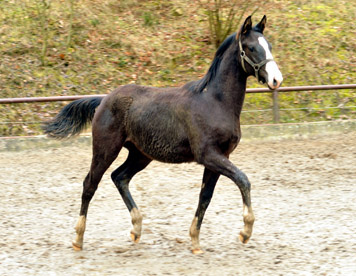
[111,144,152,243]
[73,158,119,250]
[73,117,124,250]
[73,149,122,250]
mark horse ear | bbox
[255,15,267,33]
[240,16,252,35]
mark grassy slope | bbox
[0,0,355,135]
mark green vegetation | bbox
[0,0,355,136]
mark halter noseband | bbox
[238,37,274,82]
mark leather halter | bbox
[238,37,274,82]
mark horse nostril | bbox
[273,78,278,87]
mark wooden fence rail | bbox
[1,84,355,123]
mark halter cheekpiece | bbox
[238,36,274,83]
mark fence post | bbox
[272,90,280,123]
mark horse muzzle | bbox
[265,60,283,90]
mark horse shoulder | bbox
[185,98,241,160]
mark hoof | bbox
[72,241,83,251]
[130,231,141,243]
[239,231,250,244]
[192,248,204,255]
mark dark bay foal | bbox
[44,15,283,254]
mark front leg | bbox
[190,168,220,254]
[201,151,255,244]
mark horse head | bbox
[238,15,283,90]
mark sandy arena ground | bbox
[0,132,355,275]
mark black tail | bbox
[43,97,103,139]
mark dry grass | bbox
[0,0,355,135]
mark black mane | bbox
[188,33,237,93]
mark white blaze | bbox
[258,37,283,89]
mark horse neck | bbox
[207,47,248,117]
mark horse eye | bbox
[249,46,254,52]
